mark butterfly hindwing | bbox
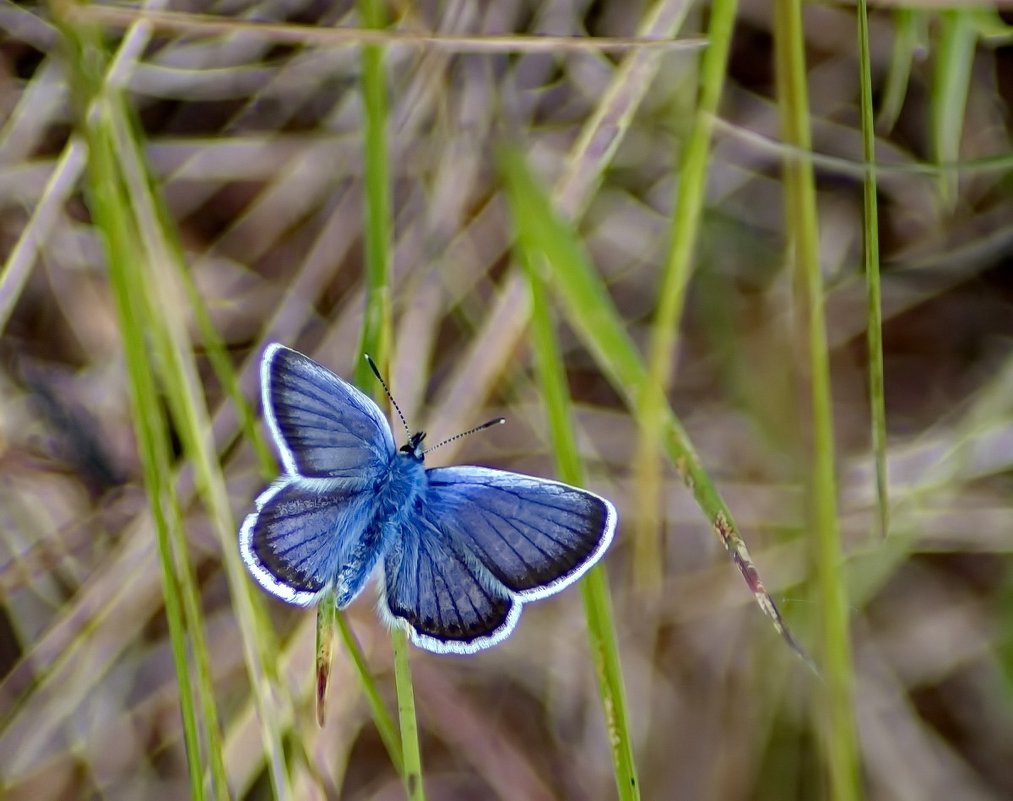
[239,477,378,606]
[380,512,519,653]
[424,467,616,600]
[262,344,395,479]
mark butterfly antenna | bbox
[424,418,506,455]
[364,353,411,438]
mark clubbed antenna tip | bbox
[424,417,505,455]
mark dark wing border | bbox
[378,514,520,654]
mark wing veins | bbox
[288,549,327,577]
[412,542,423,619]
[429,549,444,632]
[272,418,365,436]
[274,378,386,441]
[440,558,463,633]
[434,479,599,542]
[273,378,349,415]
[467,509,542,568]
[478,505,565,555]
[267,528,330,557]
[490,487,596,534]
[276,410,372,442]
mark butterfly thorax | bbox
[371,434,427,523]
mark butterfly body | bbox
[240,344,617,653]
[373,434,427,522]
[341,444,426,606]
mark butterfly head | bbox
[400,431,426,462]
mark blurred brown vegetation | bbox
[2,1,1013,799]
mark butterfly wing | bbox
[423,466,616,600]
[379,467,615,653]
[261,343,395,479]
[240,477,382,606]
[242,344,395,606]
[380,512,519,654]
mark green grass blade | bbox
[175,266,276,476]
[315,590,337,728]
[52,10,219,797]
[857,0,888,538]
[633,0,739,598]
[103,83,299,801]
[352,1,424,796]
[335,613,405,773]
[105,102,282,801]
[877,9,921,133]
[932,11,976,207]
[521,248,639,800]
[498,145,812,666]
[355,0,393,389]
[94,148,209,801]
[392,628,424,801]
[54,8,304,796]
[773,0,861,796]
[105,45,275,480]
[317,592,403,773]
[314,589,403,776]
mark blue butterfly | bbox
[239,344,617,653]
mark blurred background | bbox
[2,0,1013,799]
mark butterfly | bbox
[239,344,617,653]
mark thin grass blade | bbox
[932,11,976,207]
[857,0,888,538]
[633,0,739,601]
[773,0,861,796]
[353,1,424,796]
[498,145,813,667]
[520,245,640,801]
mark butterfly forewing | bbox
[263,344,395,479]
[423,467,616,600]
[381,513,519,653]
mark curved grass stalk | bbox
[521,248,640,801]
[51,8,234,797]
[499,146,813,669]
[632,0,739,603]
